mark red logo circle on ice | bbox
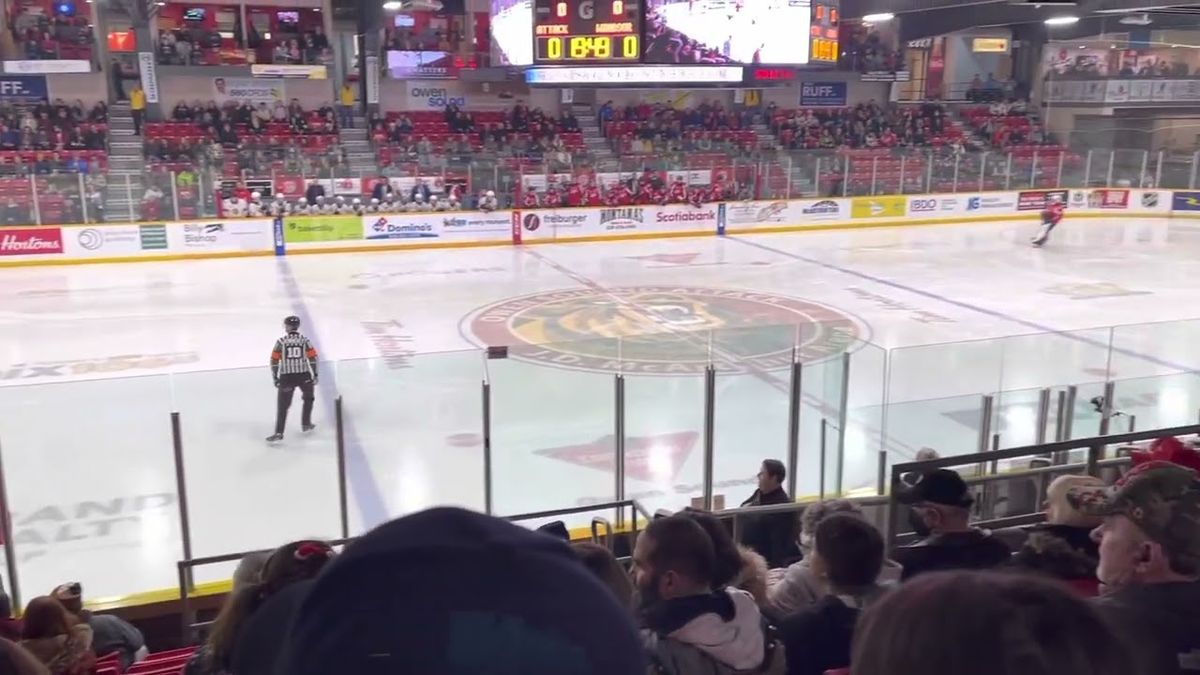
[463,286,865,375]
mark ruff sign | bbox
[407,86,467,110]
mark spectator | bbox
[739,459,799,568]
[764,499,902,619]
[110,59,125,101]
[1008,474,1103,594]
[337,81,354,129]
[192,540,334,675]
[893,468,1012,579]
[276,507,644,674]
[0,638,48,675]
[1080,462,1200,675]
[51,584,146,671]
[779,513,888,675]
[19,597,94,675]
[852,571,1137,675]
[183,551,271,675]
[635,515,784,674]
[680,509,770,605]
[129,83,145,136]
[573,542,635,611]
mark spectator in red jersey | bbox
[565,180,583,207]
[582,182,602,206]
[188,541,335,675]
[521,186,540,208]
[852,571,1136,675]
[667,176,687,203]
[19,597,94,675]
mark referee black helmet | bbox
[284,315,301,331]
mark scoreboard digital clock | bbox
[533,0,642,64]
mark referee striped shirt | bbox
[271,332,318,378]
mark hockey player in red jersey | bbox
[707,181,727,203]
[1032,194,1065,247]
[544,182,563,208]
[667,177,688,203]
[566,180,583,207]
[637,180,658,204]
[607,182,633,206]
[522,186,540,208]
[582,182,602,206]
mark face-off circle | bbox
[463,286,865,375]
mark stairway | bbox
[573,103,618,171]
[341,116,379,177]
[103,101,144,221]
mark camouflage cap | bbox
[1069,461,1200,569]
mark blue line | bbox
[274,257,388,530]
[730,236,1199,375]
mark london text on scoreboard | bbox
[533,0,642,64]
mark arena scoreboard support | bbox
[533,0,642,64]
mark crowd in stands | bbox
[1048,56,1193,80]
[0,100,108,175]
[840,26,901,74]
[144,100,343,177]
[31,436,1189,675]
[7,8,94,61]
[598,99,760,159]
[642,9,734,64]
[769,101,955,151]
[156,24,331,66]
[383,25,465,53]
[369,103,586,170]
[965,73,1019,103]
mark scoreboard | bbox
[809,2,839,63]
[533,0,642,64]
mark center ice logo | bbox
[464,286,864,375]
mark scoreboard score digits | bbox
[533,0,642,64]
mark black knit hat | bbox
[897,468,974,508]
[277,507,645,675]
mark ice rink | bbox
[3,215,1200,600]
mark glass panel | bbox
[1108,319,1200,431]
[845,341,887,495]
[713,325,796,507]
[1110,149,1149,188]
[0,175,35,225]
[489,337,617,525]
[797,347,846,499]
[334,350,485,532]
[171,367,341,584]
[885,338,1005,460]
[37,174,85,225]
[625,359,705,516]
[0,375,179,600]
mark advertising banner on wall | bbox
[519,204,719,241]
[965,194,1016,213]
[166,219,274,252]
[799,82,847,106]
[850,196,906,219]
[1171,191,1200,212]
[906,195,964,217]
[1088,188,1129,209]
[283,215,363,243]
[1017,190,1067,211]
[0,74,47,102]
[0,227,63,257]
[360,212,515,244]
[63,224,169,256]
[212,77,285,104]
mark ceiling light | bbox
[862,12,894,22]
[382,1,403,9]
[1045,15,1080,26]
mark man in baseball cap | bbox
[892,468,1012,580]
[1072,461,1200,675]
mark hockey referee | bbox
[267,315,318,442]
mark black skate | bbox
[266,433,284,443]
[302,423,316,433]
